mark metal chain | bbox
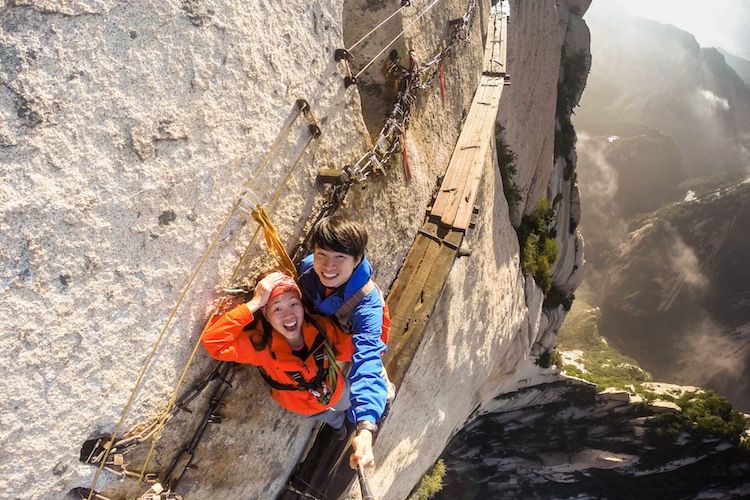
[162,362,239,491]
[80,363,231,475]
[302,0,480,251]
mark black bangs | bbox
[310,214,368,258]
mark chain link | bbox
[307,0,481,234]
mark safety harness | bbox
[257,314,340,405]
[334,279,391,345]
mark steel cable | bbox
[87,105,314,499]
[347,2,409,53]
[355,0,444,79]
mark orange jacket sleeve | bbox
[201,304,262,365]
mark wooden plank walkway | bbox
[384,13,507,386]
[282,12,507,500]
[430,14,506,231]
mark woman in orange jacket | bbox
[201,272,355,430]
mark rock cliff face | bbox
[439,377,750,499]
[0,0,587,498]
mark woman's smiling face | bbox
[264,290,304,342]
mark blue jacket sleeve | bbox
[347,290,388,425]
[299,254,314,275]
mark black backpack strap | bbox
[257,367,301,391]
[305,313,341,399]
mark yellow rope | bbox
[131,204,297,491]
[87,199,242,500]
[93,99,319,497]
[252,205,297,278]
[228,134,315,284]
[130,317,216,494]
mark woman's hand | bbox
[349,429,375,469]
[246,272,287,312]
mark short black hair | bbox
[310,214,368,258]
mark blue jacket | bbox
[298,254,387,425]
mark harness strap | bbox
[257,338,325,391]
[258,367,300,392]
[251,205,297,278]
[335,279,376,328]
[256,314,339,400]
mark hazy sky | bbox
[618,0,750,59]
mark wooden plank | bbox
[385,228,462,386]
[431,83,493,219]
[482,13,504,73]
[432,14,502,218]
[431,104,487,217]
[440,17,505,230]
[451,79,503,230]
[440,14,505,227]
[386,229,433,306]
[437,84,498,227]
[498,15,507,73]
[386,230,439,338]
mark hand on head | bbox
[247,272,288,311]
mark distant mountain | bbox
[719,48,750,86]
[574,2,750,412]
[575,125,688,292]
[598,177,750,411]
[577,3,750,177]
[583,125,687,216]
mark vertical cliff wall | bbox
[1,3,361,496]
[0,0,588,498]
[360,0,591,498]
[0,1,480,497]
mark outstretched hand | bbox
[349,429,375,470]
[246,272,287,312]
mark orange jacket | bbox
[201,303,354,416]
